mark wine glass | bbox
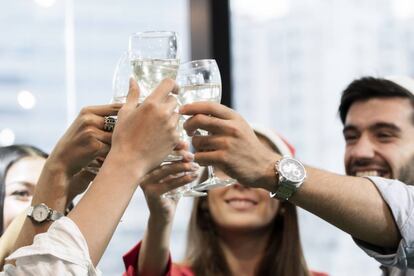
[83,52,132,174]
[129,31,179,102]
[111,51,131,103]
[163,59,236,198]
[130,31,185,162]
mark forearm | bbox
[12,163,70,252]
[138,214,174,276]
[68,152,144,266]
[284,167,400,248]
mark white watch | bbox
[27,203,64,223]
[270,156,307,200]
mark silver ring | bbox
[103,116,117,132]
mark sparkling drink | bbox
[131,58,179,101]
[178,83,221,105]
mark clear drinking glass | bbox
[111,51,131,103]
[129,31,184,162]
[83,52,132,174]
[129,31,179,102]
[163,59,236,198]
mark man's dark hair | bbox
[338,76,414,124]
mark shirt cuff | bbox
[5,216,99,274]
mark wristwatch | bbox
[270,156,307,200]
[27,203,64,223]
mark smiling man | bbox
[181,74,414,273]
[339,76,414,275]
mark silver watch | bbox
[270,156,307,200]
[27,203,64,223]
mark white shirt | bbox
[354,177,414,274]
[2,217,100,276]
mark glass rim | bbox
[129,31,177,39]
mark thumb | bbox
[125,78,140,107]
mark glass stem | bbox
[207,165,215,178]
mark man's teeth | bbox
[355,171,380,177]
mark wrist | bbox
[102,151,146,184]
[148,213,174,231]
[258,153,281,193]
[45,149,75,177]
[31,163,71,212]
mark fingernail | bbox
[172,172,185,178]
[191,162,200,171]
[189,172,199,178]
[184,152,194,161]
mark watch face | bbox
[279,158,306,182]
[32,204,49,222]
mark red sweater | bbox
[123,242,328,276]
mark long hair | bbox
[0,145,47,234]
[184,131,310,276]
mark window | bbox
[230,0,414,274]
[0,1,190,274]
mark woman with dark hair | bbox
[123,127,327,276]
[0,145,48,234]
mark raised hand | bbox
[140,144,199,221]
[111,78,181,176]
[48,104,122,177]
[180,102,279,189]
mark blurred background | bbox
[1,0,414,274]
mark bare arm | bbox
[8,78,180,269]
[181,102,401,249]
[11,103,120,254]
[262,165,400,248]
[68,78,181,266]
[137,157,198,276]
[11,164,71,253]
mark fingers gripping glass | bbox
[86,31,181,173]
[179,59,236,193]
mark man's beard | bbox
[397,154,414,186]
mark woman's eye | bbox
[11,190,31,199]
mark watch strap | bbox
[49,209,64,221]
[270,156,306,200]
[270,181,297,200]
[26,206,34,216]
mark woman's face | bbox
[3,156,46,230]
[207,137,280,233]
